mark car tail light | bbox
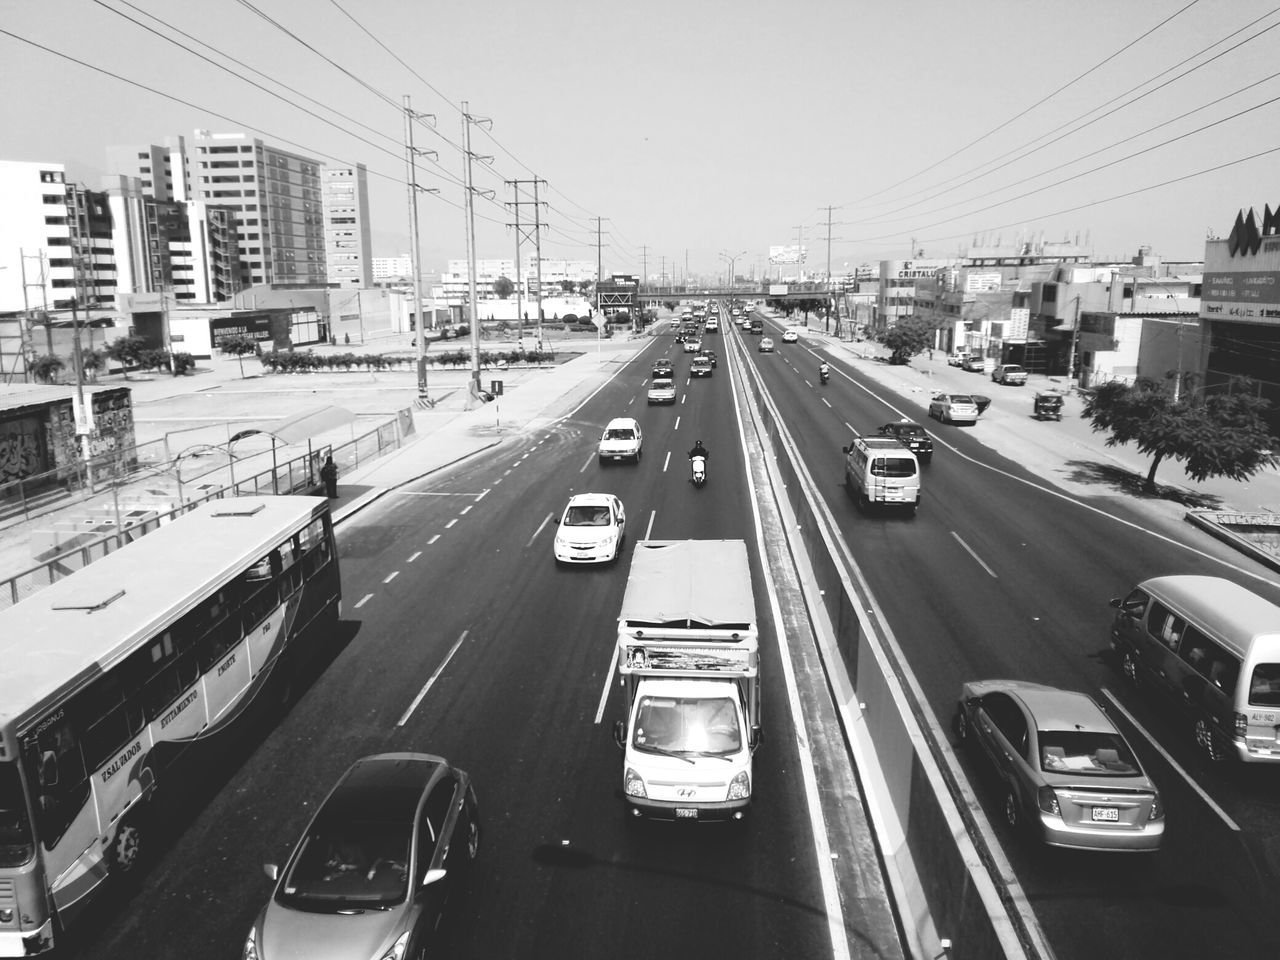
[1234,712,1248,737]
[1037,786,1060,817]
[1148,793,1164,821]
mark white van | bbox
[1110,575,1280,762]
[841,435,920,513]
[598,417,642,463]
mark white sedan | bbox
[758,337,775,353]
[782,328,800,343]
[553,493,626,565]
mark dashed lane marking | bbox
[408,551,422,562]
[354,593,373,609]
[383,571,399,584]
[397,630,469,726]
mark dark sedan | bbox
[245,753,481,960]
[878,419,933,463]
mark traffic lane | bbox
[750,340,1280,956]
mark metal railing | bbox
[1,410,412,610]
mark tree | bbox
[81,348,105,382]
[878,316,938,362]
[663,300,679,313]
[1084,376,1278,493]
[106,335,147,379]
[30,354,65,384]
[219,334,259,378]
[493,275,514,299]
[560,280,576,293]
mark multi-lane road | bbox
[63,305,1280,960]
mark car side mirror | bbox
[841,446,849,454]
[263,863,280,881]
[422,868,447,888]
[1108,597,1122,609]
[750,724,763,751]
[613,720,626,749]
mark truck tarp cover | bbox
[620,540,754,629]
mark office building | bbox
[321,164,372,289]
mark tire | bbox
[1121,652,1141,689]
[1195,718,1226,762]
[109,819,145,875]
[954,708,969,744]
[1003,788,1021,832]
[635,449,642,463]
[466,815,481,860]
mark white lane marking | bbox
[354,593,374,609]
[593,646,618,724]
[383,571,399,584]
[685,377,691,387]
[821,397,832,409]
[504,468,513,476]
[1099,689,1240,832]
[629,395,635,405]
[662,451,671,473]
[520,452,530,460]
[645,510,655,540]
[681,394,687,404]
[951,531,998,578]
[460,505,473,515]
[527,512,554,548]
[674,416,681,430]
[428,534,441,544]
[445,518,458,529]
[408,551,422,562]
[493,477,503,484]
[804,379,813,388]
[475,488,491,501]
[398,630,469,726]
[390,490,486,497]
[580,452,595,473]
[844,421,855,433]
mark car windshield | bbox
[0,763,34,868]
[632,695,742,756]
[652,379,673,388]
[1248,663,1280,707]
[893,424,925,437]
[605,429,634,440]
[1038,731,1140,777]
[1004,366,1025,373]
[278,819,412,911]
[565,505,613,526]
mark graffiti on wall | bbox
[0,415,48,486]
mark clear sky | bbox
[3,0,1278,279]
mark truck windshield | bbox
[633,696,741,756]
[0,762,35,868]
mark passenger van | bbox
[841,435,920,513]
[1109,575,1280,762]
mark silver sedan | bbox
[955,680,1164,851]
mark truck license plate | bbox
[675,808,698,819]
[1092,806,1118,822]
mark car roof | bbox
[567,492,616,508]
[967,680,1113,733]
[1137,576,1280,650]
[321,753,446,826]
[605,417,638,429]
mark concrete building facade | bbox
[321,164,373,289]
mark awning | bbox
[229,404,356,444]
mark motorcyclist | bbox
[688,439,709,461]
[818,361,830,380]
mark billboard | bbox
[769,245,807,265]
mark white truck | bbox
[612,540,761,822]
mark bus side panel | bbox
[244,598,289,679]
[203,641,253,728]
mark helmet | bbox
[694,439,704,447]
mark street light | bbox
[718,250,747,292]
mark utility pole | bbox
[1067,294,1082,385]
[640,245,648,290]
[505,176,547,350]
[404,95,439,402]
[791,225,806,282]
[461,100,494,399]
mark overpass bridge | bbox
[637,281,836,304]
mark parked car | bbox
[690,357,713,377]
[955,680,1164,851]
[929,392,980,424]
[244,754,480,960]
[553,493,626,564]
[993,364,1028,386]
[962,355,987,373]
[878,419,934,463]
[598,417,642,463]
[758,337,775,353]
[782,328,801,343]
[948,350,972,367]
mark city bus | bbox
[0,496,341,954]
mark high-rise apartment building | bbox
[321,164,372,288]
[105,137,189,202]
[372,255,414,281]
[187,130,326,287]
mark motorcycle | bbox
[690,455,707,487]
[819,367,830,385]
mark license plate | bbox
[1092,806,1118,822]
[1250,711,1277,724]
[675,808,698,819]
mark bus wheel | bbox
[109,820,145,874]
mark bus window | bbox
[78,675,146,773]
[0,762,35,867]
[19,711,88,850]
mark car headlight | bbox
[377,933,411,960]
[727,770,751,800]
[242,925,260,960]
[624,767,647,798]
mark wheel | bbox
[1194,718,1226,762]
[954,708,969,744]
[635,449,642,463]
[466,815,481,860]
[109,819,144,875]
[1121,652,1141,689]
[1003,788,1021,832]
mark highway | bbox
[61,317,895,959]
[58,303,1280,960]
[744,309,1280,960]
